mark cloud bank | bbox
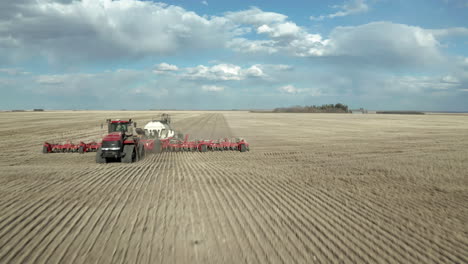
[0,0,467,111]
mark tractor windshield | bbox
[110,123,128,133]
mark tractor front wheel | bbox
[96,148,106,163]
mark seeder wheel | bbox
[240,144,247,152]
[200,145,207,152]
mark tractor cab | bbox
[107,119,135,136]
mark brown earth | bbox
[0,111,467,263]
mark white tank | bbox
[144,121,175,139]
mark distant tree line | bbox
[376,111,424,115]
[273,103,349,113]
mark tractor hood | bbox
[102,132,122,142]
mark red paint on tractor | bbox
[102,132,122,142]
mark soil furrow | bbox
[11,164,137,262]
[50,163,144,264]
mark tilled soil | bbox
[0,111,467,263]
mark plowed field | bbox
[0,111,467,263]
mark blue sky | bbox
[0,0,467,111]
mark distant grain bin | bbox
[351,108,368,114]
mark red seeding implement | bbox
[43,141,101,154]
[42,115,250,163]
[160,135,249,152]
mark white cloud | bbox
[232,20,449,68]
[0,68,29,76]
[225,7,287,26]
[226,8,329,56]
[311,0,369,21]
[2,2,459,72]
[270,64,293,71]
[244,65,265,77]
[229,26,329,57]
[202,1,208,6]
[227,38,278,54]
[33,69,145,96]
[326,22,444,66]
[257,22,301,38]
[277,84,319,95]
[183,63,265,80]
[4,62,467,111]
[278,84,299,94]
[383,75,462,93]
[202,85,224,92]
[441,75,460,83]
[429,27,468,38]
[13,62,295,104]
[1,2,466,111]
[331,0,369,17]
[185,64,242,80]
[287,33,329,56]
[0,0,236,62]
[36,75,67,85]
[224,8,459,66]
[154,63,179,74]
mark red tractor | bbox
[96,119,146,163]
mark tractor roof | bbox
[110,120,130,124]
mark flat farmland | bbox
[0,111,467,263]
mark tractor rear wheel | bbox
[96,148,106,163]
[122,145,135,163]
